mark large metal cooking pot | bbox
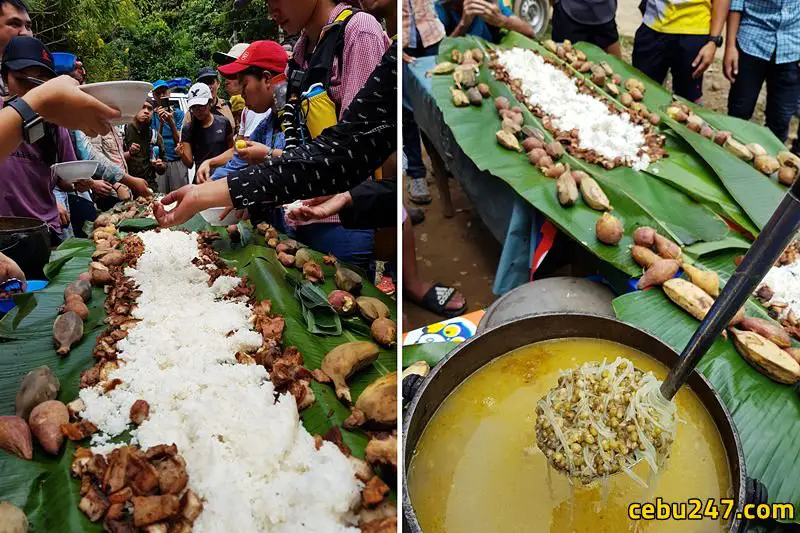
[403,313,767,533]
[0,217,51,279]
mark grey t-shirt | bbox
[560,0,617,26]
[181,114,232,167]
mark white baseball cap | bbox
[213,43,250,65]
[187,83,212,108]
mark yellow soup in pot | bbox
[407,339,733,533]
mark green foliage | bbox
[26,0,280,83]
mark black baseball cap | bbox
[196,66,218,82]
[2,36,56,76]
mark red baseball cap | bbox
[218,40,288,77]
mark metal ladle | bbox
[661,178,800,400]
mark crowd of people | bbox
[0,0,399,297]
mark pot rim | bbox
[402,312,746,533]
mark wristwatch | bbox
[7,96,45,144]
[708,35,723,47]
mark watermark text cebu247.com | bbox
[628,498,795,521]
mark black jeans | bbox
[728,46,800,142]
[403,33,440,180]
[632,24,706,102]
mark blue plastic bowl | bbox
[0,279,49,314]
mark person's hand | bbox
[237,141,271,164]
[154,185,202,227]
[122,175,152,198]
[196,160,212,183]
[74,178,93,193]
[724,45,739,83]
[691,42,717,79]
[22,75,120,137]
[175,143,185,156]
[57,202,70,227]
[91,179,114,197]
[152,159,166,171]
[157,108,175,125]
[286,193,352,223]
[116,184,131,201]
[129,143,141,155]
[0,252,26,292]
[403,52,416,64]
[464,0,506,27]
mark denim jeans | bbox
[728,46,800,142]
[286,223,375,269]
[403,34,440,179]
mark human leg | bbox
[669,34,706,102]
[764,59,800,142]
[728,47,769,121]
[632,24,671,86]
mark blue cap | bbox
[152,79,169,91]
[52,52,77,75]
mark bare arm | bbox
[502,14,535,37]
[726,10,741,45]
[180,142,193,168]
[207,147,235,169]
[0,107,24,162]
[710,0,730,37]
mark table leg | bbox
[420,132,455,218]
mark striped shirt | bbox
[292,3,390,118]
[731,0,800,64]
[290,3,388,225]
[403,0,445,49]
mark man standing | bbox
[0,0,31,96]
[632,0,729,102]
[197,66,235,129]
[123,98,166,190]
[151,80,188,193]
[724,1,800,143]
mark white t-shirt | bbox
[239,108,270,139]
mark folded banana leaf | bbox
[291,277,343,336]
[0,221,396,530]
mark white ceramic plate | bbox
[200,207,241,226]
[51,161,99,182]
[80,81,153,125]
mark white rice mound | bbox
[496,47,651,170]
[760,257,800,320]
[78,230,361,532]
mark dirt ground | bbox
[403,5,796,330]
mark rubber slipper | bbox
[415,283,467,318]
[408,207,425,225]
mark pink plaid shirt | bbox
[288,3,389,226]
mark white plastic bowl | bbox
[51,161,99,182]
[80,81,153,125]
[200,207,241,226]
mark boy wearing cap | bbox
[0,36,79,243]
[197,66,235,129]
[151,80,188,193]
[180,82,234,176]
[199,40,287,182]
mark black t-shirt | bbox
[181,115,232,166]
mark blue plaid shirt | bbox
[730,0,800,64]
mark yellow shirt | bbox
[643,0,711,35]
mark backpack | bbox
[281,8,356,149]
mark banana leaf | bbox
[0,226,396,530]
[116,217,158,231]
[613,289,800,523]
[433,36,729,277]
[515,34,762,236]
[679,99,788,156]
[660,110,787,231]
[401,341,460,368]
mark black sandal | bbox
[416,283,467,318]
